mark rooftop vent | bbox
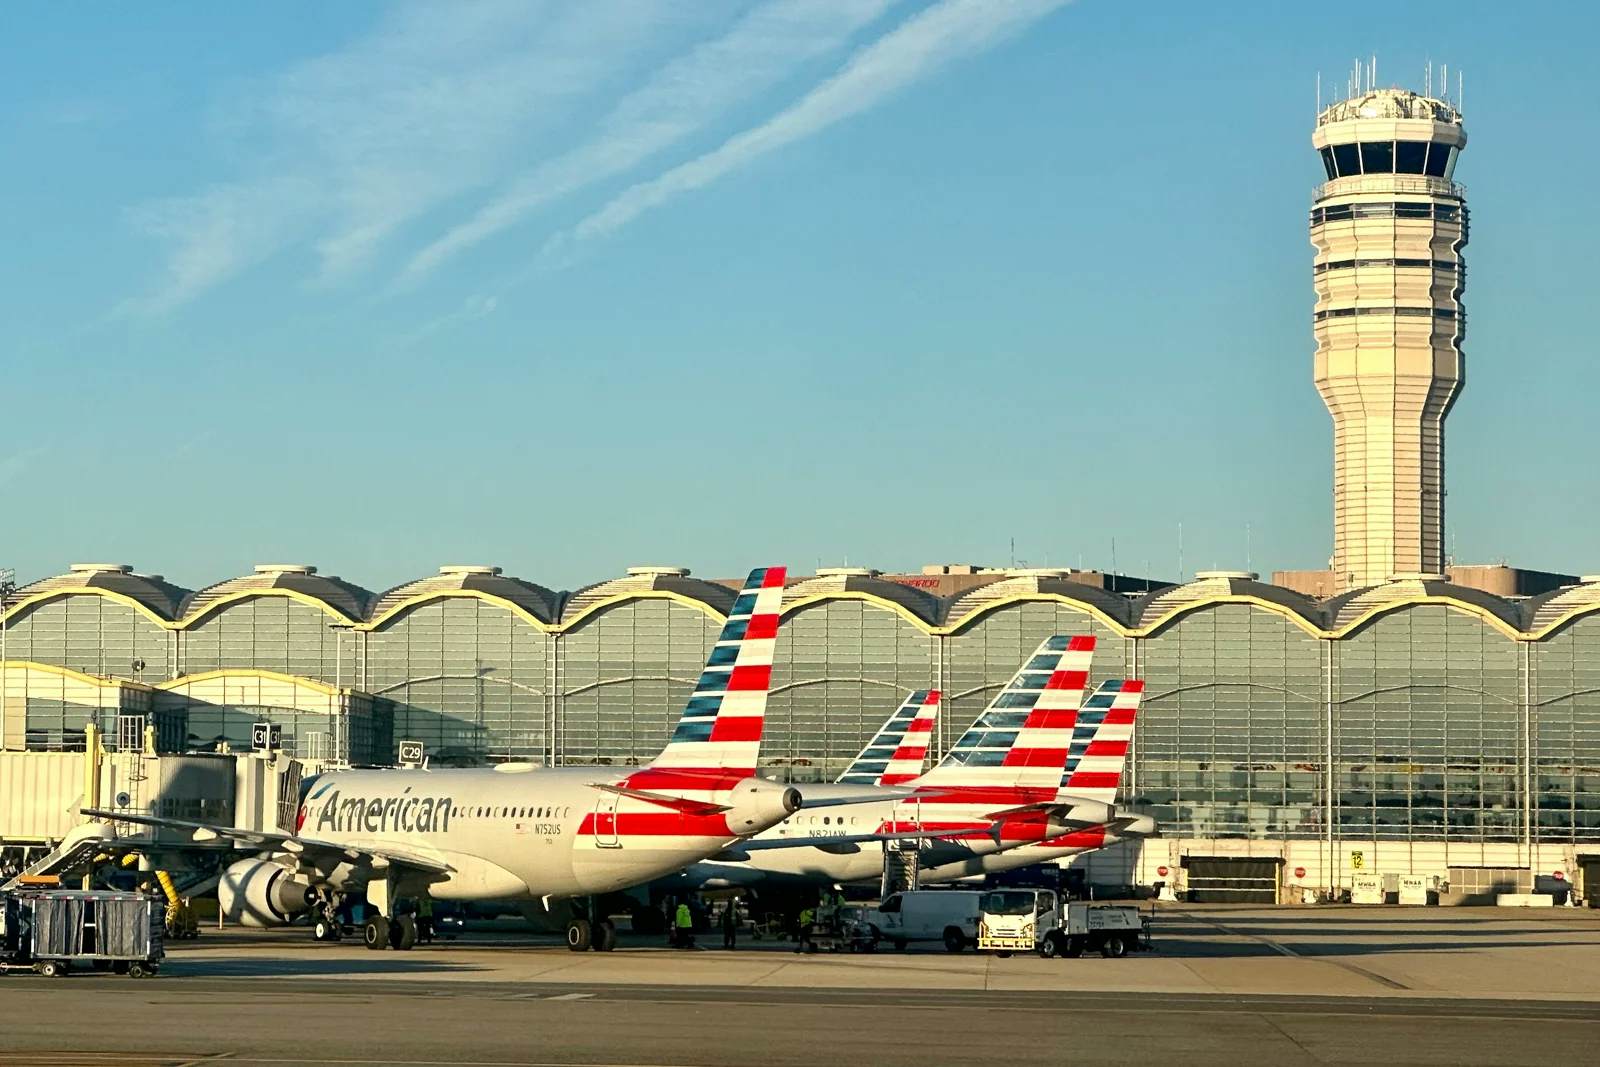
[1194,570,1258,581]
[815,567,878,578]
[70,563,132,574]
[626,566,689,577]
[255,564,316,575]
[440,565,501,576]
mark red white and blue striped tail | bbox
[1057,679,1142,804]
[836,690,941,787]
[647,566,786,775]
[913,635,1096,791]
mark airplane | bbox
[835,689,941,788]
[664,634,1118,891]
[87,566,838,953]
[916,679,1156,883]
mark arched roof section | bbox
[8,563,190,623]
[941,570,1135,633]
[181,564,371,625]
[559,566,734,628]
[779,569,943,628]
[1519,576,1600,638]
[1132,571,1324,635]
[1323,575,1523,637]
[366,565,562,629]
[156,667,344,698]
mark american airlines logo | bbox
[314,787,453,834]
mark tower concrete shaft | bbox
[1311,88,1467,590]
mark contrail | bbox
[549,0,1073,255]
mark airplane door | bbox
[593,792,622,849]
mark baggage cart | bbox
[0,889,165,978]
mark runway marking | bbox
[544,992,595,1000]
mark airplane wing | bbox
[711,827,975,858]
[80,808,454,877]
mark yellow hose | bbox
[156,869,180,906]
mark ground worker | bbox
[795,905,815,953]
[721,899,738,950]
[674,900,695,949]
[417,894,435,944]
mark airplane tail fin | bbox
[913,635,1095,792]
[837,690,941,787]
[1058,679,1143,804]
[647,566,786,775]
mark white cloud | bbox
[551,0,1073,253]
[123,0,684,314]
[401,0,897,284]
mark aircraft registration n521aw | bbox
[87,566,856,952]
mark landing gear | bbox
[566,918,592,952]
[390,915,418,951]
[363,915,390,951]
[592,918,616,953]
[313,916,341,942]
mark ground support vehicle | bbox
[0,889,164,978]
[858,890,981,953]
[975,889,1150,959]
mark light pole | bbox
[0,568,15,751]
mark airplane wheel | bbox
[313,917,339,942]
[566,918,592,952]
[364,916,390,951]
[943,927,966,954]
[593,919,616,952]
[392,915,417,951]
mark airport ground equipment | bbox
[858,889,981,953]
[0,888,164,977]
[974,888,1149,959]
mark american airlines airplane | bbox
[917,679,1155,883]
[88,566,850,953]
[671,635,1132,890]
[834,689,942,788]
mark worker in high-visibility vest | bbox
[674,901,695,949]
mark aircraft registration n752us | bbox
[88,566,853,953]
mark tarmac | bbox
[1,904,1598,1065]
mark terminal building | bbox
[3,560,1599,897]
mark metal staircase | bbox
[1,826,116,892]
[880,840,921,897]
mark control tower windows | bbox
[1395,141,1428,173]
[1332,142,1361,178]
[1320,146,1337,180]
[1361,140,1395,173]
[1423,143,1454,178]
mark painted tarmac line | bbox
[1171,909,1409,990]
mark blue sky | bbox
[2,0,1595,593]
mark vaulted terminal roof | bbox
[183,564,373,622]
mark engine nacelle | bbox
[1060,800,1115,828]
[218,858,313,928]
[721,777,802,836]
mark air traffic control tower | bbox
[1311,84,1467,590]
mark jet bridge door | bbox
[592,792,622,849]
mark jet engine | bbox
[721,777,802,835]
[218,857,313,927]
